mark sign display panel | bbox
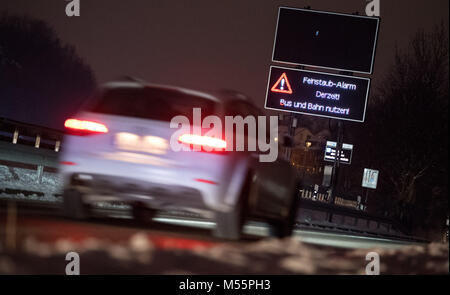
[362,168,379,189]
[265,66,370,122]
[272,7,380,74]
[324,141,353,164]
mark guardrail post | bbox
[35,134,41,148]
[37,164,44,183]
[12,128,19,144]
[55,140,61,152]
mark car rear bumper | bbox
[59,130,252,212]
[67,173,209,211]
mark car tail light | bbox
[178,134,227,150]
[64,118,108,135]
[60,161,77,165]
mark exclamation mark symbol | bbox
[271,72,292,94]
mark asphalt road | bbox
[0,199,424,250]
[0,200,447,275]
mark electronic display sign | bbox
[265,66,370,122]
[272,7,380,74]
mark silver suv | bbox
[59,80,299,239]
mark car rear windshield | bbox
[87,87,218,122]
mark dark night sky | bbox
[1,0,449,127]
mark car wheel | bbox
[213,174,251,240]
[63,189,89,220]
[268,184,300,238]
[132,203,156,225]
[214,205,246,240]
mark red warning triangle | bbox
[271,72,293,94]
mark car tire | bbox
[268,184,300,238]
[63,189,88,220]
[213,174,251,240]
[214,205,246,240]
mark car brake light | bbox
[60,161,77,165]
[178,134,227,150]
[64,118,108,134]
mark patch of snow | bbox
[0,165,62,202]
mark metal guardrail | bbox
[296,185,417,239]
[0,140,59,184]
[297,198,426,242]
[0,141,59,168]
[0,118,62,183]
[0,117,64,143]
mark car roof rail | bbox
[117,75,148,84]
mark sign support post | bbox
[328,70,353,206]
[328,120,343,221]
[329,71,353,221]
[284,113,295,161]
[365,187,370,204]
